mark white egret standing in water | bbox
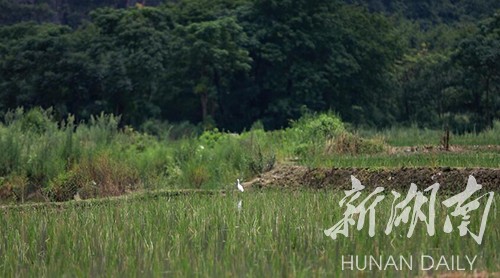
[236,179,244,212]
[236,179,244,192]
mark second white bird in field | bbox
[236,179,244,192]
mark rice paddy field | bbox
[1,191,499,277]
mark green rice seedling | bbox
[0,190,497,277]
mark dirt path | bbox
[245,165,500,193]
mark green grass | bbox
[0,108,277,201]
[358,121,500,146]
[0,109,498,203]
[302,151,500,168]
[1,190,498,277]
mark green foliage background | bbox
[0,0,499,132]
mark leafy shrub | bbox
[199,128,226,148]
[290,112,345,140]
[46,171,81,201]
[5,107,57,134]
[286,113,385,159]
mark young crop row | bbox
[1,191,498,277]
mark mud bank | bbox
[247,165,500,193]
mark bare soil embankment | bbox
[245,165,500,193]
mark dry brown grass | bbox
[48,153,140,201]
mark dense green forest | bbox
[0,0,499,132]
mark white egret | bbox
[236,179,244,192]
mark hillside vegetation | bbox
[0,0,498,132]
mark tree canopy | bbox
[0,0,498,132]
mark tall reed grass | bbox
[0,108,498,203]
